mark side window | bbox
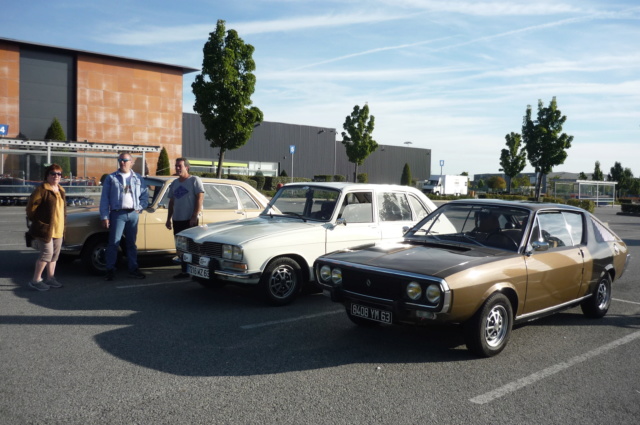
[236,187,260,209]
[563,212,584,246]
[591,217,617,243]
[537,212,573,249]
[377,192,412,221]
[408,194,429,220]
[338,192,373,223]
[202,184,239,210]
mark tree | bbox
[522,97,573,199]
[156,147,171,176]
[499,132,527,194]
[401,163,412,186]
[45,117,71,176]
[487,176,506,191]
[341,104,378,182]
[512,175,531,193]
[192,19,263,178]
[592,161,604,181]
[578,172,588,180]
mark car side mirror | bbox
[336,217,347,226]
[531,240,549,252]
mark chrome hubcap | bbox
[596,280,610,310]
[269,265,296,299]
[484,305,508,348]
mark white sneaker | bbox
[46,277,63,288]
[28,280,50,291]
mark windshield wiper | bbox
[281,212,307,222]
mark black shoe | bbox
[173,272,190,279]
[105,269,115,281]
[128,269,146,279]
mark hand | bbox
[166,220,172,230]
[102,219,110,229]
[189,216,198,227]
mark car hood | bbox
[322,242,515,278]
[180,216,326,245]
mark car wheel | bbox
[345,307,380,327]
[193,276,226,290]
[81,235,120,275]
[260,257,302,306]
[581,273,611,318]
[464,293,513,357]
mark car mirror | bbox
[336,217,347,226]
[531,240,549,252]
[157,203,168,209]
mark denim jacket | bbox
[99,171,148,220]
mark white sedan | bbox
[176,182,437,305]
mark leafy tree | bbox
[401,163,412,186]
[45,117,71,176]
[522,97,573,199]
[477,179,485,189]
[592,161,604,181]
[499,132,527,194]
[610,162,635,197]
[341,104,378,182]
[192,19,263,178]
[578,172,588,180]
[487,176,506,191]
[156,147,171,176]
[279,169,288,177]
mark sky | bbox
[2,0,639,179]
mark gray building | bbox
[182,113,431,184]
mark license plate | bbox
[350,303,392,324]
[187,264,209,279]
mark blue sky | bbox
[3,0,639,178]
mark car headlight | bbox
[222,244,243,261]
[319,265,332,282]
[331,267,342,285]
[175,235,188,251]
[425,283,442,304]
[406,281,422,300]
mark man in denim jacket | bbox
[99,152,148,281]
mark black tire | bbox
[581,273,612,318]
[81,235,120,275]
[193,276,226,290]
[259,257,302,306]
[464,293,513,357]
[345,307,381,327]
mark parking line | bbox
[241,309,344,330]
[470,330,640,405]
[613,298,640,306]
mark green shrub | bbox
[156,147,171,176]
[333,174,346,182]
[357,173,368,183]
[314,175,333,182]
[567,199,595,213]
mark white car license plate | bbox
[187,264,209,279]
[350,303,392,324]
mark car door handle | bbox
[236,210,245,215]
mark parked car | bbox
[314,199,630,357]
[176,182,437,305]
[58,177,270,274]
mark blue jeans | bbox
[106,210,139,272]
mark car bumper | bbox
[60,243,82,255]
[320,282,449,323]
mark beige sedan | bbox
[60,177,270,274]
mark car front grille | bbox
[341,268,401,300]
[186,239,223,258]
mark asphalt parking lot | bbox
[1,205,639,424]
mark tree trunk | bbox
[216,148,226,178]
[353,163,358,182]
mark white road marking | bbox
[613,298,640,306]
[470,330,640,405]
[241,309,344,329]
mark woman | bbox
[26,164,66,291]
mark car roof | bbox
[446,198,585,213]
[281,182,424,192]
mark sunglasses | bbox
[49,172,62,177]
[118,158,131,162]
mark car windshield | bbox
[405,203,530,251]
[262,185,340,221]
[143,177,166,207]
